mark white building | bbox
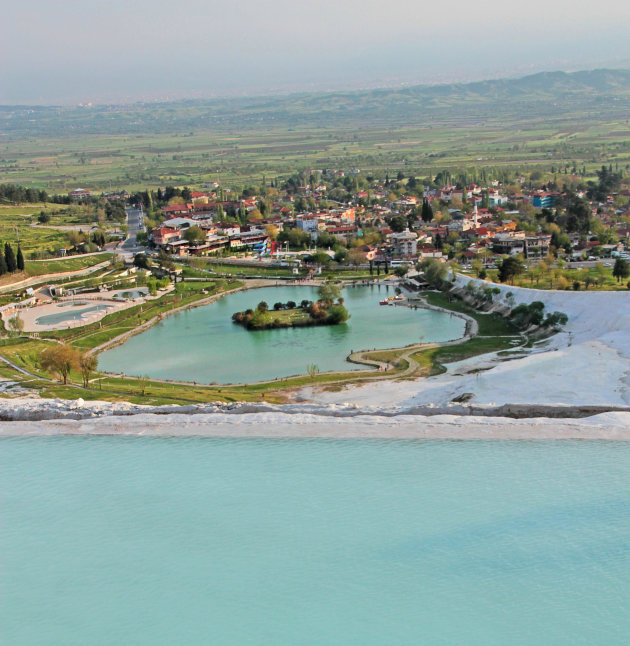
[389,228,418,257]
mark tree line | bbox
[0,242,25,276]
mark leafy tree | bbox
[265,224,279,240]
[348,248,367,266]
[0,249,7,275]
[498,256,524,284]
[394,265,408,277]
[613,258,630,283]
[543,311,569,328]
[133,253,150,269]
[317,281,341,306]
[257,301,268,312]
[38,211,51,223]
[334,248,349,263]
[309,250,331,265]
[4,243,16,273]
[509,301,546,330]
[388,215,407,232]
[40,344,80,385]
[326,304,349,324]
[7,314,24,336]
[16,246,25,271]
[79,353,98,388]
[419,258,448,287]
[184,226,206,244]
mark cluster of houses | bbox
[141,174,630,267]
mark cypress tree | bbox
[17,246,25,271]
[421,198,434,223]
[0,249,7,275]
[4,243,16,273]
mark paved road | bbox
[119,206,147,259]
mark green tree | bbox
[421,198,434,223]
[7,314,24,337]
[388,215,407,232]
[317,281,341,306]
[0,249,7,275]
[184,226,206,244]
[4,243,16,273]
[79,353,98,388]
[40,344,80,385]
[16,246,25,271]
[498,256,524,284]
[613,258,630,283]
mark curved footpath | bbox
[0,260,112,295]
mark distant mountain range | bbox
[2,68,630,137]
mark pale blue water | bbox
[1,438,629,645]
[98,285,465,383]
[36,304,112,326]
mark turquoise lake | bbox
[1,438,629,645]
[98,285,465,383]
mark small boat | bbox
[379,299,390,305]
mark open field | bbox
[480,265,630,291]
[2,70,630,191]
[2,121,629,192]
[23,253,113,276]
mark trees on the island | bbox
[40,344,80,385]
[613,258,630,283]
[317,282,341,307]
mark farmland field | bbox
[2,69,630,192]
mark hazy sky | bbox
[2,0,629,104]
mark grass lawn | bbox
[410,336,521,376]
[24,253,113,276]
[422,290,517,336]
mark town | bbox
[121,166,630,285]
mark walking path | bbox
[0,260,112,295]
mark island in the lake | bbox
[232,282,349,330]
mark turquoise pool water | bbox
[1,438,629,645]
[98,285,465,383]
[35,304,112,326]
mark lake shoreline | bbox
[97,282,466,384]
